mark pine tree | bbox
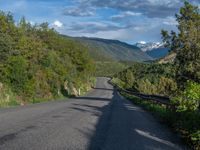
[161,1,200,87]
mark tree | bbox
[125,69,135,89]
[161,1,200,87]
[0,33,13,63]
[0,11,95,103]
[7,56,29,94]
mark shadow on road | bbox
[92,87,114,91]
[71,85,188,150]
[74,97,111,102]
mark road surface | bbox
[0,77,189,150]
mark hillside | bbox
[73,37,153,62]
[158,52,176,64]
[0,12,95,107]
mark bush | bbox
[114,63,177,96]
[7,56,29,94]
[111,78,125,89]
[172,81,200,112]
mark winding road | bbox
[0,77,189,150]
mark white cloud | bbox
[53,20,63,28]
[63,6,95,17]
[67,21,123,33]
[112,11,142,20]
[123,11,142,16]
[163,17,178,26]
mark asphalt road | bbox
[0,77,189,150]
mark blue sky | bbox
[0,0,199,44]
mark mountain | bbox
[135,42,169,59]
[135,42,163,52]
[73,37,153,62]
[146,47,169,59]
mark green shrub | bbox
[172,81,200,112]
[7,56,29,94]
[0,84,19,107]
[114,63,177,96]
[191,130,200,150]
[111,78,125,89]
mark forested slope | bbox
[0,12,95,106]
[73,37,153,62]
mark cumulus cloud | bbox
[111,11,142,20]
[65,0,200,19]
[163,17,178,26]
[72,0,183,18]
[63,6,94,17]
[67,21,125,33]
[68,0,198,18]
[60,0,199,42]
[63,14,179,42]
[63,22,170,42]
[2,0,199,43]
[53,20,63,28]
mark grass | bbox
[121,91,170,121]
[0,100,20,108]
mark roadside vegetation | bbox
[0,12,95,107]
[112,2,200,149]
[112,63,177,96]
[95,61,128,77]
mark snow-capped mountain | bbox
[135,41,164,52]
[135,41,169,59]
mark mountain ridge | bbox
[71,37,153,62]
[135,42,169,59]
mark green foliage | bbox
[0,33,14,63]
[0,11,95,105]
[174,111,200,150]
[124,69,135,89]
[172,81,200,112]
[161,1,200,114]
[111,78,125,89]
[157,77,178,96]
[7,56,29,94]
[191,130,200,150]
[95,61,128,77]
[0,83,19,107]
[114,62,177,96]
[161,1,200,86]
